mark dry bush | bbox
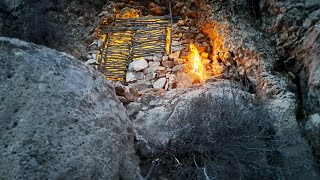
[149,92,311,179]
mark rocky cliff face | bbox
[0,37,141,179]
[0,0,108,60]
[260,0,320,115]
[260,0,320,164]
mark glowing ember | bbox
[188,43,207,81]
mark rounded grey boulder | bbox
[0,37,141,179]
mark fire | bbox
[188,43,207,81]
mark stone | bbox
[124,92,137,102]
[165,82,169,90]
[172,40,180,46]
[153,54,162,62]
[0,37,141,179]
[172,34,180,38]
[180,26,189,31]
[168,82,177,90]
[84,59,96,65]
[89,44,98,51]
[177,20,185,26]
[135,111,145,122]
[149,61,160,67]
[115,84,126,96]
[126,71,137,82]
[156,70,167,78]
[162,60,174,68]
[128,59,149,71]
[145,72,156,80]
[182,39,193,44]
[190,27,198,31]
[144,56,154,61]
[135,136,152,157]
[86,54,92,59]
[180,52,190,59]
[128,80,153,91]
[305,0,320,8]
[129,88,141,97]
[306,114,320,131]
[174,58,186,65]
[97,39,103,47]
[194,42,202,48]
[162,55,169,61]
[88,50,100,54]
[91,53,97,59]
[168,74,176,82]
[169,51,181,59]
[127,102,142,116]
[171,45,185,52]
[202,42,210,47]
[182,33,195,40]
[172,64,185,72]
[118,96,131,104]
[167,74,177,90]
[195,33,205,40]
[149,2,163,15]
[172,37,181,41]
[143,66,166,74]
[153,77,167,89]
[135,72,145,80]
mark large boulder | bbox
[0,37,141,179]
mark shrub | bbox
[149,92,297,179]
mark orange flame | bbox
[188,43,207,81]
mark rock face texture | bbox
[0,0,23,10]
[260,0,320,166]
[0,37,141,180]
[0,0,108,60]
[305,113,320,157]
[261,0,320,114]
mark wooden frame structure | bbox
[96,1,173,81]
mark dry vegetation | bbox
[143,92,315,179]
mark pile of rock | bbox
[125,53,181,91]
[85,39,103,66]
